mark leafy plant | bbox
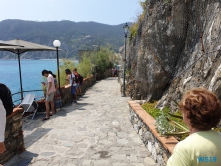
[125,69,132,76]
[129,23,139,43]
[142,101,221,141]
[142,102,189,140]
[77,55,92,78]
[142,101,161,118]
[155,110,175,135]
[129,0,148,43]
[91,46,116,79]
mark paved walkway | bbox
[5,77,156,166]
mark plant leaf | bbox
[163,131,189,136]
[168,112,183,119]
[167,119,189,132]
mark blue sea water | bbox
[0,59,58,102]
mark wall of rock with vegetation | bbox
[0,109,24,165]
[126,0,221,112]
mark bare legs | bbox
[50,100,55,115]
[45,100,55,118]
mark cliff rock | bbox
[127,0,221,111]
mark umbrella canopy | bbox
[0,39,61,100]
[0,40,23,46]
[0,39,59,53]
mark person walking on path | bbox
[167,88,221,166]
[65,69,77,103]
[42,69,56,120]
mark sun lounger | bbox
[18,94,38,119]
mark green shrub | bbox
[142,102,189,141]
[142,101,161,118]
[58,59,76,86]
[91,46,116,78]
[129,0,148,42]
[54,46,117,85]
[77,55,92,78]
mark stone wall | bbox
[128,101,178,166]
[0,108,24,165]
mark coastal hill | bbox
[0,19,126,59]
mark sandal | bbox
[49,113,53,116]
[42,117,50,121]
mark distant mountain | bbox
[0,19,127,59]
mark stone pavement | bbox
[5,77,156,166]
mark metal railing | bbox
[12,89,45,105]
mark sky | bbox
[0,0,142,25]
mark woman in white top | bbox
[65,69,77,103]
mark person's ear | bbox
[186,110,190,117]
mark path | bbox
[5,77,156,166]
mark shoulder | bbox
[173,135,196,155]
[174,139,189,152]
[48,74,53,78]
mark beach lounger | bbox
[18,94,38,119]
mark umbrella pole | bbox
[17,51,23,100]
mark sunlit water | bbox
[0,59,58,103]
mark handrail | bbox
[12,89,43,96]
[12,89,44,104]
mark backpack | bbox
[78,74,83,84]
[74,73,79,84]
[0,83,14,116]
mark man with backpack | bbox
[73,68,83,96]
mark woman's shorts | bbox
[71,86,77,94]
[46,92,55,101]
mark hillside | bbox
[0,19,126,59]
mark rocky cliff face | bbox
[127,0,221,111]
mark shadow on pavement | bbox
[4,151,38,166]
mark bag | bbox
[0,83,14,116]
[78,74,83,84]
[54,90,62,108]
[74,73,79,84]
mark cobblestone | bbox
[4,78,156,166]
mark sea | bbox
[0,59,58,103]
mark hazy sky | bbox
[0,0,142,25]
